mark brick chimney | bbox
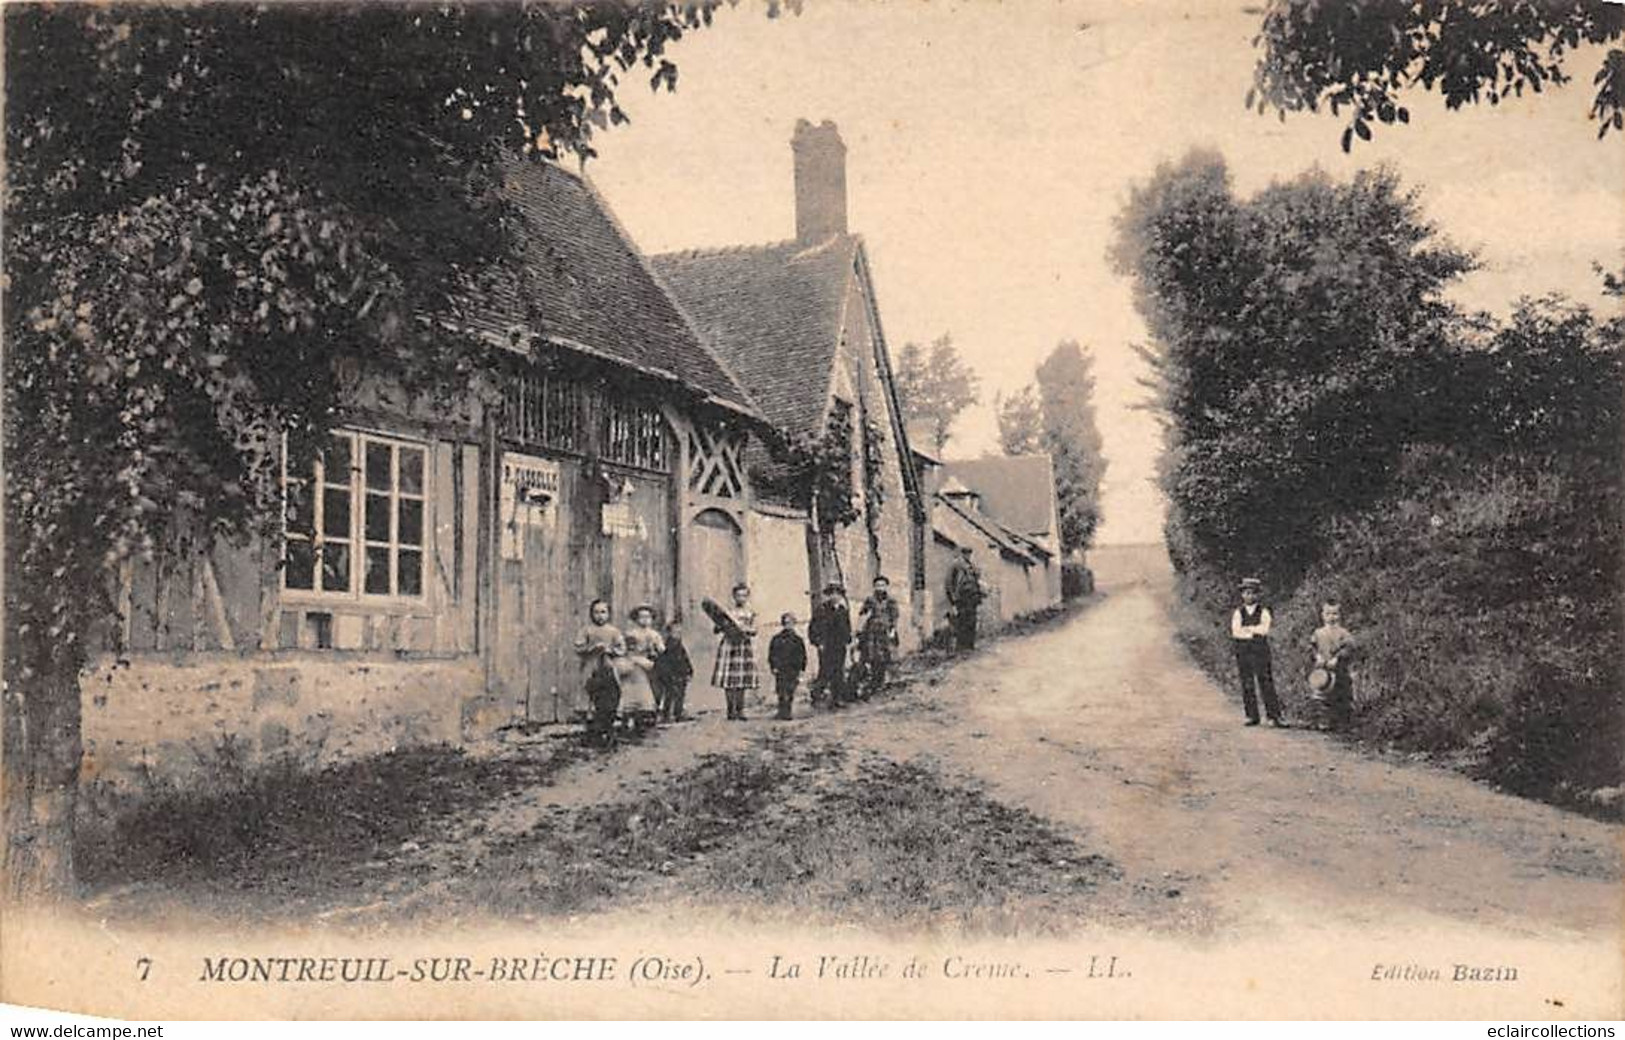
[792,119,847,244]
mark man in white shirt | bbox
[1231,577,1284,727]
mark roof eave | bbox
[454,322,768,427]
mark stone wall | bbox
[827,274,925,652]
[747,507,815,632]
[80,651,479,804]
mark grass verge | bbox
[76,742,585,893]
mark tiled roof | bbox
[935,493,1037,564]
[651,235,860,438]
[942,455,1058,538]
[452,159,759,418]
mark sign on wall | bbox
[500,452,561,560]
[601,497,647,540]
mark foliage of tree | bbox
[3,2,732,899]
[995,385,1044,456]
[1249,0,1625,148]
[894,333,980,455]
[1112,150,1624,802]
[1110,149,1475,587]
[859,417,890,556]
[760,402,864,531]
[1034,341,1107,555]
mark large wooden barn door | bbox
[686,508,745,709]
[493,370,678,725]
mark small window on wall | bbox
[283,430,427,601]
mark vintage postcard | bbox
[2,0,1621,1021]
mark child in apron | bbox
[619,604,664,730]
[573,598,625,747]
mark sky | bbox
[583,0,1624,545]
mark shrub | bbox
[1062,562,1094,598]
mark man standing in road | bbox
[808,581,852,708]
[945,545,985,652]
[1231,576,1284,727]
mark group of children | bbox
[573,575,902,744]
[573,599,694,746]
[1229,576,1358,731]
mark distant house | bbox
[913,454,1059,633]
[83,158,767,792]
[652,120,931,650]
[942,454,1065,603]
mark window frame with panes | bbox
[281,429,430,606]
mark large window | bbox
[284,431,427,600]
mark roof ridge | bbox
[653,232,862,264]
[947,452,1053,465]
[652,238,799,261]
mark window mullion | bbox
[389,441,400,597]
[349,433,362,598]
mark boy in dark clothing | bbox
[808,582,852,707]
[1231,577,1283,727]
[652,616,694,722]
[768,612,808,721]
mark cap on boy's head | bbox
[732,582,750,595]
[1239,577,1262,592]
[630,603,655,621]
[780,612,797,626]
[874,574,890,585]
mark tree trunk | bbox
[2,666,82,903]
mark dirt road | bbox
[863,573,1621,942]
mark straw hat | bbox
[1307,667,1333,694]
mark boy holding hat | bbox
[1309,598,1358,731]
[1231,577,1283,727]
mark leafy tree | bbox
[3,2,732,899]
[1034,341,1107,555]
[995,385,1045,456]
[1248,0,1625,148]
[1109,148,1475,587]
[894,333,981,455]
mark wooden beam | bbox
[201,555,236,652]
[117,560,134,653]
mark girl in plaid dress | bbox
[712,582,759,720]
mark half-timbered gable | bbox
[652,120,930,649]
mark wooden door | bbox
[494,451,583,724]
[686,508,745,706]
